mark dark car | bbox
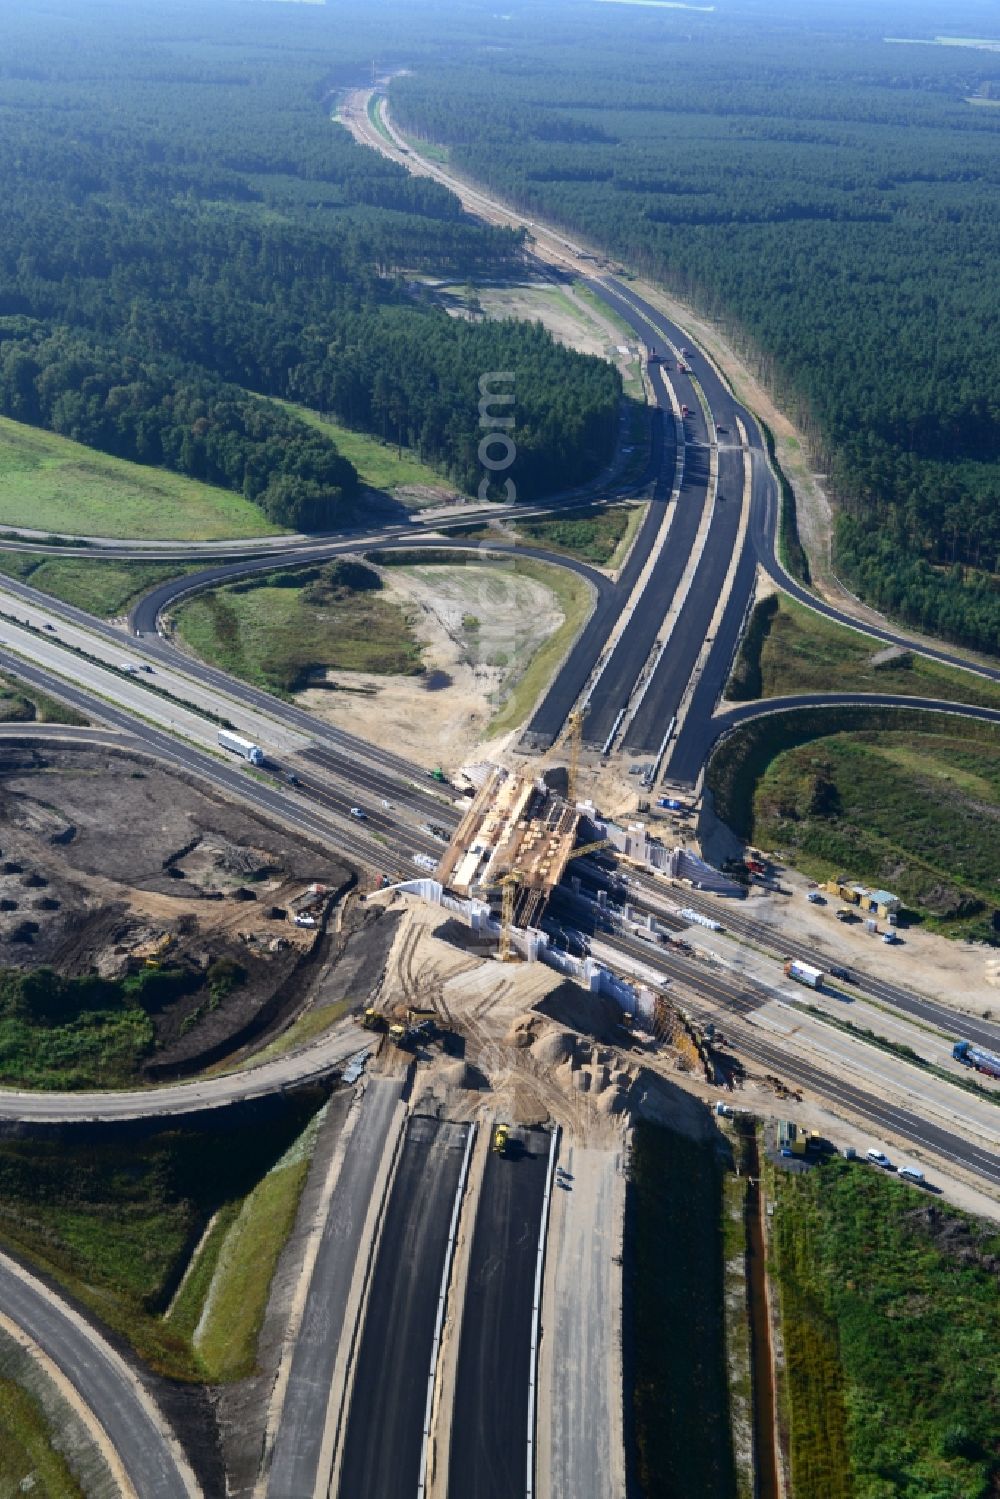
[285,772,301,787]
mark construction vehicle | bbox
[360,1007,387,1032]
[218,730,264,766]
[142,933,174,969]
[953,1040,1000,1079]
[388,1022,410,1047]
[492,1123,510,1154]
[784,958,824,990]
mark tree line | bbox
[0,4,621,525]
[390,0,1000,651]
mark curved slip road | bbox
[668,690,1000,786]
[0,1251,199,1498]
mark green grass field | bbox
[770,1155,1000,1499]
[0,550,198,618]
[0,1095,323,1381]
[0,416,283,540]
[0,1376,84,1499]
[729,593,1000,712]
[513,504,641,567]
[174,559,423,694]
[752,725,1000,932]
[279,401,461,497]
[0,667,88,726]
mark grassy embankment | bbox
[0,415,281,540]
[728,592,1000,712]
[0,668,87,726]
[627,1122,736,1499]
[0,1092,325,1381]
[0,1370,84,1499]
[708,708,1000,938]
[0,549,202,620]
[716,594,1000,936]
[174,559,423,696]
[512,504,643,568]
[769,1154,1000,1499]
[280,400,461,498]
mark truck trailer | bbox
[952,1040,1000,1079]
[784,958,824,990]
[218,730,264,767]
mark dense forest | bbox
[389,0,1000,653]
[0,2,620,522]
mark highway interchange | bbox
[0,88,998,1499]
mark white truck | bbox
[784,958,824,990]
[218,730,265,767]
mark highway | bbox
[593,928,1000,1186]
[0,1250,198,1498]
[336,1116,470,1499]
[266,1077,404,1499]
[626,872,1000,1054]
[448,1127,551,1499]
[668,691,1000,786]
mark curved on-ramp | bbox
[0,1251,199,1498]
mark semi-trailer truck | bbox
[952,1040,1000,1079]
[784,958,824,990]
[218,730,264,766]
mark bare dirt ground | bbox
[296,561,566,772]
[0,742,353,1076]
[736,864,1000,1019]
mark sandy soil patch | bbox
[297,562,566,772]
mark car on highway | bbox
[865,1148,892,1168]
[285,772,301,786]
[349,807,366,820]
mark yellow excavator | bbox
[492,1123,510,1155]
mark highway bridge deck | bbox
[447,1125,551,1499]
[337,1116,470,1499]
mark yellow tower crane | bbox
[498,871,523,963]
[565,708,585,805]
[477,870,524,963]
[566,837,610,864]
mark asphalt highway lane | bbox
[598,929,1000,1186]
[0,1252,197,1498]
[337,1117,470,1499]
[630,874,1000,1056]
[625,440,744,752]
[448,1126,551,1499]
[582,383,711,749]
[267,1078,403,1499]
[525,409,671,748]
